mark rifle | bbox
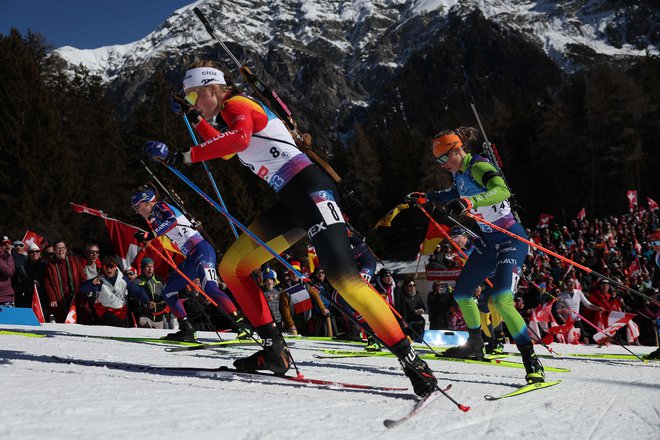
[193,7,343,185]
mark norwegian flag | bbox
[22,230,45,249]
[593,311,636,344]
[626,190,638,213]
[577,207,586,221]
[286,284,312,314]
[31,284,45,324]
[648,197,659,212]
[536,213,554,229]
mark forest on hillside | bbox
[1,27,659,260]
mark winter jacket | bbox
[0,251,15,303]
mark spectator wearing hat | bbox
[132,258,167,328]
[11,240,27,272]
[0,237,16,307]
[262,269,283,329]
[372,268,400,309]
[43,241,86,322]
[15,243,47,309]
[79,256,151,327]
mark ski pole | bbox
[310,282,469,411]
[542,288,647,363]
[141,238,263,347]
[192,7,344,186]
[161,162,309,281]
[182,114,240,239]
[459,212,660,307]
[414,202,494,289]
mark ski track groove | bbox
[586,395,616,440]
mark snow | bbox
[1,323,658,439]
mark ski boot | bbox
[647,347,660,360]
[364,336,382,352]
[391,338,438,397]
[520,343,545,383]
[232,313,253,340]
[335,325,363,342]
[233,323,291,375]
[485,333,505,355]
[164,317,197,343]
[443,328,485,359]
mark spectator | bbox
[11,240,27,272]
[555,278,604,343]
[372,268,399,308]
[262,274,283,329]
[280,262,326,335]
[398,277,426,342]
[43,241,86,323]
[79,256,150,327]
[41,244,54,264]
[79,243,101,280]
[0,237,16,307]
[133,258,167,329]
[15,243,46,309]
[427,281,452,330]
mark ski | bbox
[51,356,408,392]
[484,380,561,400]
[315,349,570,372]
[500,349,656,362]
[64,333,260,347]
[384,385,453,428]
[164,340,260,352]
[0,329,48,338]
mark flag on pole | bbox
[626,190,638,213]
[420,221,450,255]
[374,203,410,228]
[536,214,554,229]
[31,284,45,324]
[287,284,312,314]
[577,207,586,221]
[593,311,636,344]
[70,202,106,217]
[307,245,318,274]
[22,230,45,249]
[648,197,659,212]
[64,302,77,324]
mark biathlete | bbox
[406,126,544,384]
[143,60,437,395]
[131,186,250,342]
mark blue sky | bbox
[0,0,194,49]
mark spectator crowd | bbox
[1,207,658,348]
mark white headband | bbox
[183,67,226,91]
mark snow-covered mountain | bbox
[55,0,658,84]
[51,0,659,149]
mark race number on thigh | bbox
[202,267,218,289]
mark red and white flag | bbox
[547,317,581,344]
[593,311,636,344]
[65,302,77,324]
[527,300,556,342]
[626,190,638,213]
[31,284,45,324]
[648,197,659,212]
[22,230,45,249]
[70,202,106,217]
[536,214,554,229]
[628,257,642,280]
[577,207,586,221]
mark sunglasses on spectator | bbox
[88,250,100,254]
[28,250,40,254]
[407,283,416,287]
[14,243,24,248]
[102,264,117,270]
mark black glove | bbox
[170,93,203,123]
[404,192,427,204]
[170,146,192,166]
[445,198,472,219]
[134,230,156,242]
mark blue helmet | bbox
[131,189,156,207]
[449,226,466,237]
